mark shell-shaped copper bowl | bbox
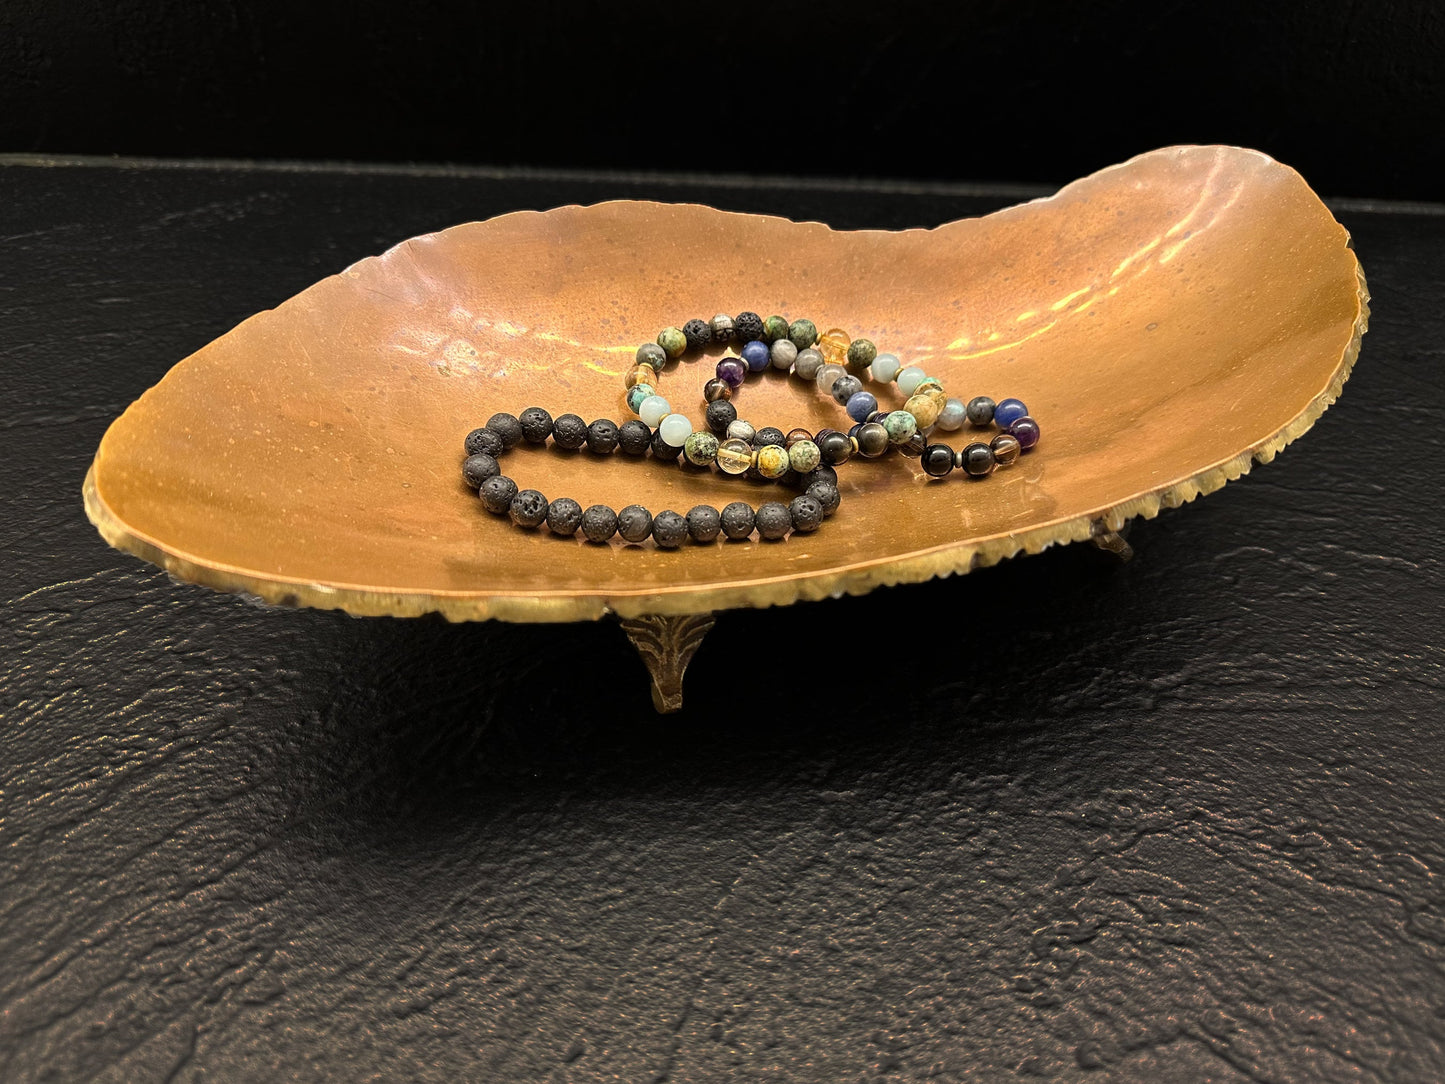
[84,146,1368,622]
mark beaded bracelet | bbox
[461,410,842,547]
[622,310,1042,480]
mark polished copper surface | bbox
[84,146,1369,621]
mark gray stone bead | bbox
[720,501,755,540]
[509,489,549,528]
[709,314,736,344]
[617,504,653,542]
[465,427,504,458]
[552,413,588,450]
[686,505,722,543]
[789,494,824,533]
[793,348,824,381]
[830,373,863,405]
[546,497,583,536]
[805,480,840,517]
[463,452,500,488]
[636,342,667,370]
[651,509,688,548]
[966,395,997,426]
[580,504,618,542]
[755,501,792,540]
[770,339,798,371]
[479,474,517,514]
[586,419,620,454]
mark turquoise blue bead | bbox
[627,384,655,412]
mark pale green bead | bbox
[870,353,901,383]
[657,326,688,358]
[897,366,927,395]
[684,430,720,466]
[884,410,918,444]
[788,439,822,474]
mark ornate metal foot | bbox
[1090,519,1134,562]
[617,612,716,713]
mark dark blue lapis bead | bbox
[740,339,771,372]
[994,398,1029,430]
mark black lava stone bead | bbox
[755,501,792,540]
[485,412,523,449]
[479,474,518,514]
[581,504,618,542]
[706,399,738,435]
[465,427,504,457]
[651,509,688,548]
[966,396,997,426]
[509,488,549,528]
[462,452,500,488]
[650,429,682,459]
[830,374,863,405]
[546,497,584,535]
[963,442,997,477]
[518,406,554,444]
[922,443,955,477]
[789,494,824,533]
[804,465,838,489]
[721,501,755,540]
[586,418,620,454]
[552,413,588,450]
[818,431,853,465]
[618,420,652,455]
[754,426,787,449]
[805,480,840,517]
[686,505,722,543]
[617,504,653,543]
[682,318,712,351]
[734,311,764,343]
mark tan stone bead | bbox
[716,438,754,475]
[818,327,851,367]
[755,444,791,479]
[904,393,942,429]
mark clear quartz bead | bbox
[815,363,847,395]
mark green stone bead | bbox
[626,384,655,412]
[657,326,688,358]
[763,315,791,343]
[787,439,822,474]
[845,338,877,373]
[883,410,918,444]
[788,318,818,351]
[684,430,720,466]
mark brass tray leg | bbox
[617,612,717,713]
[1090,519,1134,562]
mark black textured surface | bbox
[1,159,1443,1082]
[2,1,1444,201]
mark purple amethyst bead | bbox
[740,339,771,372]
[846,390,879,422]
[1009,416,1041,450]
[716,357,747,388]
[994,397,1029,430]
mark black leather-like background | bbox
[1,161,1442,1082]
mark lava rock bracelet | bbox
[461,410,841,546]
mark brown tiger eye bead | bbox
[625,366,655,389]
[703,378,733,402]
[785,427,814,447]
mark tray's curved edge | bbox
[81,254,1370,625]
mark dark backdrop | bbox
[2,0,1442,200]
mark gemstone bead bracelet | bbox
[461,410,842,547]
[623,310,1041,480]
